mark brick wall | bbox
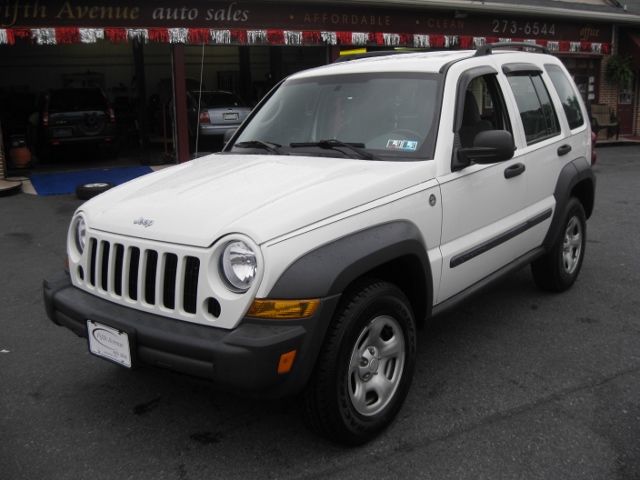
[599,55,619,114]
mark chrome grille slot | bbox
[128,247,140,301]
[113,244,124,296]
[88,238,98,286]
[144,250,158,305]
[163,253,178,309]
[183,257,200,314]
[83,237,200,316]
[100,241,110,291]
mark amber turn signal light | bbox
[278,350,297,375]
[247,299,320,319]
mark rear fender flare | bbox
[543,157,595,250]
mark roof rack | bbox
[475,42,550,57]
[333,49,421,63]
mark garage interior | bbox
[0,39,328,174]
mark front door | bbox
[437,72,528,304]
[617,83,635,135]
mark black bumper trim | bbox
[43,274,339,397]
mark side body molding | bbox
[268,221,433,318]
[543,157,595,250]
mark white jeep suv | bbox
[44,43,595,444]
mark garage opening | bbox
[0,39,327,180]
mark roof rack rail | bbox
[475,42,550,56]
[333,49,421,63]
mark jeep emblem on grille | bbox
[133,217,154,228]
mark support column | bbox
[327,45,340,63]
[269,46,284,82]
[239,46,252,101]
[171,44,190,163]
[132,39,148,149]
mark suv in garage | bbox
[44,44,595,445]
[33,87,117,159]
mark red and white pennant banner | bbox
[0,27,611,54]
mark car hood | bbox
[82,154,435,247]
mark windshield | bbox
[231,72,442,160]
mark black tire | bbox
[0,180,22,197]
[532,197,587,292]
[303,280,417,445]
[76,182,113,200]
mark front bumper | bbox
[44,273,339,398]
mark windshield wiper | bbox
[234,140,283,154]
[289,139,379,160]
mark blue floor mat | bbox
[30,166,153,196]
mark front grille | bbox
[86,239,200,314]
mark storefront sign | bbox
[0,0,612,52]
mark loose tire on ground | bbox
[532,197,587,292]
[0,179,22,197]
[76,182,113,200]
[303,279,417,445]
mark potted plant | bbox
[605,54,634,90]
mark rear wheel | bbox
[303,280,416,445]
[532,197,586,292]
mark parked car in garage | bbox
[31,87,117,159]
[187,90,251,146]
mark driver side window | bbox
[458,75,512,148]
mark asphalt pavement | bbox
[1,145,639,479]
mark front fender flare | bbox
[268,221,432,307]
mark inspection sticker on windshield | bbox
[386,139,418,151]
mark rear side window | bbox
[545,64,584,130]
[507,74,560,145]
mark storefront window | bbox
[619,88,633,105]
[560,57,600,104]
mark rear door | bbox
[436,64,530,303]
[501,61,580,247]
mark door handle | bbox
[504,162,526,179]
[557,144,572,156]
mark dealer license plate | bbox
[87,320,132,368]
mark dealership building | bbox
[2,0,640,166]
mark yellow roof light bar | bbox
[339,48,367,57]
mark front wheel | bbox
[532,197,587,292]
[303,280,416,445]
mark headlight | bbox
[220,240,257,292]
[74,216,87,254]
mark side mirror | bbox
[223,128,237,145]
[456,130,515,167]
